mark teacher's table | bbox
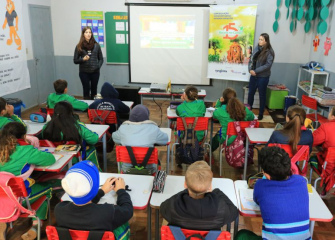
[34,147,74,172]
[149,176,239,240]
[234,180,333,237]
[81,100,134,109]
[243,128,274,180]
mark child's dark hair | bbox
[226,98,246,121]
[43,101,82,143]
[331,106,335,117]
[280,105,306,153]
[54,79,68,94]
[222,88,237,104]
[0,97,7,113]
[259,146,292,181]
[184,85,198,101]
[0,122,26,164]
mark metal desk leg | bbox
[155,209,160,240]
[234,215,239,240]
[148,206,151,240]
[243,138,249,180]
[141,95,143,105]
[166,145,170,173]
[309,220,315,237]
[210,119,213,149]
[168,118,171,128]
[102,134,107,172]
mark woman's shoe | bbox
[257,115,263,120]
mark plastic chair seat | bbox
[161,226,231,240]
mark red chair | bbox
[267,144,309,176]
[171,117,211,168]
[46,226,115,240]
[219,121,259,176]
[161,226,231,240]
[301,95,328,128]
[115,146,159,174]
[88,109,118,128]
[309,147,335,192]
[46,108,54,117]
[0,173,48,240]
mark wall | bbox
[2,0,52,109]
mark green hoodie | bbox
[0,115,26,129]
[47,93,88,111]
[176,100,206,141]
[0,145,55,176]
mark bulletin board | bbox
[105,12,129,64]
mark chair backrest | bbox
[161,226,231,240]
[88,109,117,125]
[226,121,259,137]
[46,226,115,240]
[324,147,335,164]
[301,95,317,111]
[115,146,159,165]
[267,144,309,176]
[46,108,54,117]
[176,117,209,131]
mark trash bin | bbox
[5,98,25,117]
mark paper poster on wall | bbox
[81,11,104,47]
[0,0,30,96]
[207,5,257,82]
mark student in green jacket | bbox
[40,101,100,169]
[212,97,255,151]
[0,97,26,129]
[176,85,206,141]
[47,79,88,111]
[215,87,237,110]
[0,122,56,240]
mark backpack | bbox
[224,121,257,168]
[167,226,223,240]
[124,146,155,175]
[30,112,47,123]
[175,117,204,165]
[89,110,111,125]
[0,172,35,223]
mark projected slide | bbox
[140,15,195,49]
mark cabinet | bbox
[296,67,329,97]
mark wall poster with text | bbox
[207,5,257,82]
[81,11,104,47]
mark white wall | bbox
[22,0,51,60]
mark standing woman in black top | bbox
[74,27,103,100]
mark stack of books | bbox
[315,88,335,99]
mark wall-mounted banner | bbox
[207,5,257,82]
[0,0,30,96]
[81,11,104,47]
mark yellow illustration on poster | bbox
[207,5,257,82]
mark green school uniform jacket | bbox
[47,93,88,111]
[0,145,56,176]
[215,99,226,109]
[176,100,206,141]
[213,106,255,145]
[0,115,26,129]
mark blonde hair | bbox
[185,161,213,197]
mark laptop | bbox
[150,83,168,93]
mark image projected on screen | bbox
[140,15,195,49]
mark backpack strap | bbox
[55,227,72,240]
[234,121,242,135]
[168,226,187,240]
[87,231,105,240]
[125,146,154,168]
[204,230,222,239]
[91,110,110,124]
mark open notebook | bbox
[53,154,63,162]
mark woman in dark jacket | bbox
[248,33,275,120]
[74,26,103,100]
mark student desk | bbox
[159,128,172,173]
[34,147,75,172]
[81,100,134,109]
[62,173,154,238]
[24,120,45,135]
[138,88,206,104]
[243,128,274,180]
[234,180,333,237]
[149,175,239,240]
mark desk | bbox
[81,100,134,109]
[159,128,172,173]
[149,176,239,240]
[234,180,333,237]
[24,120,45,135]
[138,88,206,104]
[166,107,213,128]
[243,128,274,180]
[34,147,74,172]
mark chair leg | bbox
[171,143,179,174]
[47,198,51,225]
[314,177,321,191]
[309,168,313,184]
[219,146,224,177]
[204,143,212,168]
[37,217,41,240]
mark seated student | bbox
[215,87,237,110]
[160,161,238,230]
[268,105,313,153]
[112,104,168,174]
[0,97,26,129]
[0,122,56,240]
[312,106,335,193]
[212,97,254,152]
[55,160,133,237]
[40,101,100,169]
[176,85,206,141]
[236,146,311,240]
[47,79,88,111]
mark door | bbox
[29,5,55,104]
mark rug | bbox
[257,115,274,123]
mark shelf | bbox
[300,67,329,76]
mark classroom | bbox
[0,0,335,240]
